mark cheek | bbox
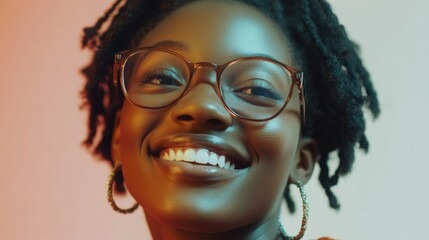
[248,115,300,162]
[231,115,300,221]
[120,104,154,153]
[245,115,300,188]
[120,102,170,150]
[119,103,165,201]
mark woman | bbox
[81,0,380,239]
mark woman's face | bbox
[116,0,309,233]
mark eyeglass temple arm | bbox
[113,53,122,97]
[296,72,305,127]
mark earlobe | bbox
[111,111,121,166]
[290,137,319,184]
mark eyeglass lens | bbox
[123,50,293,120]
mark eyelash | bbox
[234,86,282,101]
[139,70,183,86]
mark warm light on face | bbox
[116,0,304,234]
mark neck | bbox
[144,209,284,240]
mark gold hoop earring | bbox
[107,164,139,214]
[279,180,309,240]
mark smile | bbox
[149,134,252,180]
[160,147,236,170]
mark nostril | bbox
[206,119,225,126]
[177,115,194,122]
[176,114,229,129]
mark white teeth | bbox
[218,155,225,168]
[175,149,184,161]
[224,161,230,170]
[159,148,236,170]
[208,152,218,166]
[169,149,175,160]
[195,149,209,164]
[183,149,195,162]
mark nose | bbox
[170,82,233,131]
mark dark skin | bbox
[112,1,318,239]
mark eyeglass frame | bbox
[113,46,305,125]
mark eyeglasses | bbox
[113,47,305,123]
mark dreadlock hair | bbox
[80,0,380,212]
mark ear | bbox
[289,137,319,184]
[111,111,121,167]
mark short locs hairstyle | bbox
[80,0,380,212]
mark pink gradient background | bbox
[0,0,150,239]
[1,0,428,239]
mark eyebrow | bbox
[147,40,280,62]
[240,52,279,61]
[148,40,188,51]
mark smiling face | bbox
[115,0,310,235]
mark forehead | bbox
[138,0,295,65]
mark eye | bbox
[140,70,185,87]
[128,68,187,95]
[232,78,283,101]
[229,78,285,107]
[234,86,282,101]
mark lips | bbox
[149,134,251,170]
